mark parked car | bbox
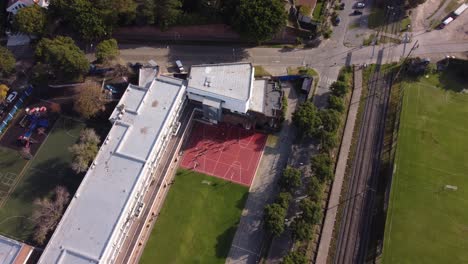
[353,10,363,15]
[6,91,18,104]
[355,2,365,8]
[175,60,185,73]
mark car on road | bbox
[355,2,365,8]
[352,10,363,15]
[6,91,18,104]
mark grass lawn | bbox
[312,1,324,21]
[383,71,468,263]
[400,17,411,31]
[140,169,248,264]
[254,65,272,77]
[0,116,85,242]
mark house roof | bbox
[188,62,254,102]
[38,76,187,264]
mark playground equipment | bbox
[17,106,49,149]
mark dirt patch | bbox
[411,0,442,31]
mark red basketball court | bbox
[180,122,267,187]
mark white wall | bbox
[187,89,249,114]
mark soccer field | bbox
[383,74,468,263]
[140,169,248,264]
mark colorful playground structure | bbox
[18,106,49,148]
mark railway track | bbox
[333,3,402,263]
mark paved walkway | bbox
[226,85,298,264]
[315,67,363,264]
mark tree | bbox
[155,0,182,29]
[95,39,120,63]
[319,109,341,133]
[311,153,333,182]
[282,250,307,264]
[35,36,90,81]
[291,219,313,241]
[320,130,338,153]
[292,101,321,138]
[73,83,104,119]
[328,95,345,113]
[0,46,16,77]
[330,81,348,97]
[69,128,101,173]
[138,0,156,25]
[264,203,286,236]
[0,84,9,102]
[233,0,286,43]
[276,192,292,209]
[279,166,302,192]
[300,198,322,224]
[32,186,70,245]
[307,176,323,202]
[14,5,46,35]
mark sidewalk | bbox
[315,66,363,263]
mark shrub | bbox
[328,95,345,113]
[264,203,287,236]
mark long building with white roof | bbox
[38,75,186,264]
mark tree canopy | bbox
[0,46,16,77]
[279,166,302,192]
[292,101,321,138]
[319,109,341,133]
[73,83,105,119]
[282,250,307,264]
[310,153,333,182]
[291,218,313,241]
[264,203,286,236]
[0,84,9,101]
[95,39,120,63]
[14,5,46,35]
[328,95,345,113]
[276,192,292,209]
[330,81,348,97]
[300,198,322,224]
[69,128,101,173]
[35,36,89,81]
[233,0,286,42]
[32,186,70,245]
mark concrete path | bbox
[315,67,363,264]
[226,85,299,264]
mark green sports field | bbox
[0,116,85,241]
[383,73,468,263]
[140,169,248,264]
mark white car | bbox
[6,91,18,104]
[356,2,365,8]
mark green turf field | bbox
[0,116,85,242]
[140,169,248,264]
[383,73,468,263]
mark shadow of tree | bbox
[215,225,239,258]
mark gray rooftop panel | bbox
[188,63,253,101]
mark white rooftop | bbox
[39,76,186,264]
[188,63,254,101]
[0,235,21,264]
[250,80,266,113]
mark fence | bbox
[0,85,33,134]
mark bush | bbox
[279,166,302,192]
[330,81,348,97]
[95,39,120,63]
[311,153,333,182]
[300,198,322,224]
[328,95,345,113]
[319,109,341,133]
[0,46,16,77]
[320,130,338,153]
[282,250,307,264]
[291,219,313,241]
[73,83,105,119]
[264,203,287,236]
[292,101,321,138]
[277,192,292,209]
[307,176,323,202]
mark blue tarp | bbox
[277,75,303,81]
[0,85,33,134]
